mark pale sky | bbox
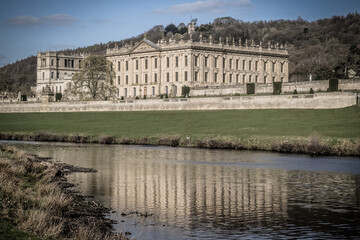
[0,0,359,66]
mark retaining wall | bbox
[0,92,357,113]
[191,79,360,96]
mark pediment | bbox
[130,40,159,53]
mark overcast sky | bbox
[0,0,359,66]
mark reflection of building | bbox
[49,146,289,227]
[36,51,88,97]
[106,36,289,98]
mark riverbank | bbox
[0,106,359,156]
[0,145,127,240]
[0,132,359,156]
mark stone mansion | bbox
[36,35,289,98]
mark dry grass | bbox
[0,145,128,240]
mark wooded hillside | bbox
[1,13,359,95]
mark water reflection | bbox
[17,143,360,239]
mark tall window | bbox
[195,71,198,81]
[214,57,218,68]
[126,75,128,84]
[118,76,120,85]
[255,75,258,83]
[236,59,239,70]
[264,76,267,83]
[167,57,170,68]
[175,72,178,82]
[223,58,226,68]
[249,75,252,82]
[154,58,157,68]
[133,87,136,96]
[126,61,128,71]
[229,74,232,83]
[165,86,168,94]
[136,74,138,84]
[57,72,59,79]
[145,59,148,69]
[249,60,252,71]
[125,88,127,97]
[255,61,258,71]
[272,62,275,72]
[185,56,188,66]
[205,57,208,67]
[205,72,208,82]
[243,75,245,83]
[184,71,188,81]
[154,73,157,83]
[136,60,139,70]
[236,74,239,84]
[229,59,232,69]
[242,60,246,70]
[51,59,54,66]
[281,62,284,73]
[51,72,54,79]
[223,73,226,83]
[152,86,155,96]
[167,72,170,82]
[195,56,198,66]
[214,73,217,83]
[273,76,275,82]
[264,62,267,71]
[118,61,121,71]
[145,74,148,84]
[175,57,178,67]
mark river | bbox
[4,141,360,239]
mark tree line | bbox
[0,13,359,95]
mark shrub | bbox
[21,95,27,101]
[165,93,169,98]
[181,86,190,97]
[309,88,314,94]
[143,95,147,99]
[329,78,338,92]
[159,94,163,99]
[120,96,124,100]
[293,89,298,94]
[234,93,241,96]
[135,96,139,100]
[273,90,281,95]
[55,93,62,101]
[273,82,282,94]
[246,83,255,94]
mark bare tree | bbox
[71,55,115,100]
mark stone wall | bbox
[191,79,360,96]
[0,92,356,113]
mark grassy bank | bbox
[0,145,127,240]
[0,106,359,156]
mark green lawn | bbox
[0,105,359,139]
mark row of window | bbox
[116,71,284,85]
[40,58,81,68]
[116,56,285,73]
[120,86,171,97]
[42,71,73,80]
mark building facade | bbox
[106,36,289,98]
[36,51,88,97]
[36,36,289,99]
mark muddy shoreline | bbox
[0,145,128,239]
